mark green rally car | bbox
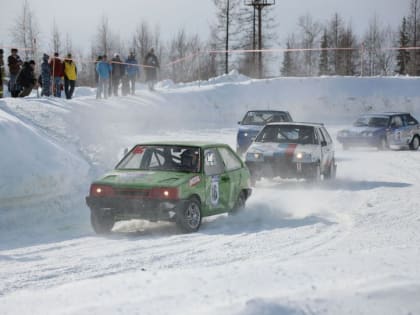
[86,142,252,234]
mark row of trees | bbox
[7,0,420,85]
[283,0,420,77]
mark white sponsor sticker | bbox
[189,175,201,187]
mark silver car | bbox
[245,122,337,183]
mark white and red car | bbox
[245,122,337,183]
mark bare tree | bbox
[50,20,62,55]
[298,14,322,76]
[65,33,73,55]
[94,15,117,57]
[362,16,396,76]
[10,0,40,60]
[133,21,153,62]
[167,29,205,83]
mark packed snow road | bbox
[1,76,420,314]
[1,129,420,314]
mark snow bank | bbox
[0,104,90,246]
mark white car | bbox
[245,122,337,183]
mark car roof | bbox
[361,112,410,117]
[265,122,324,127]
[246,110,290,114]
[134,141,230,149]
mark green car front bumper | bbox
[86,196,189,222]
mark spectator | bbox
[0,49,4,98]
[40,53,51,97]
[96,55,112,99]
[94,56,100,84]
[7,48,23,97]
[17,60,37,97]
[111,53,124,96]
[143,48,159,91]
[49,52,64,97]
[63,53,77,99]
[125,52,139,95]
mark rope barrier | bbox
[3,45,420,72]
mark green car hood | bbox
[95,170,195,189]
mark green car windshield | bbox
[116,145,201,173]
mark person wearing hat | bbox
[16,60,37,97]
[63,53,77,99]
[49,52,64,97]
[41,53,51,97]
[125,51,139,95]
[0,49,4,98]
[7,48,23,97]
[110,53,124,96]
[96,55,112,99]
[143,48,159,91]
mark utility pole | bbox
[226,0,230,74]
[245,0,275,79]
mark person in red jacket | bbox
[49,52,64,97]
[7,48,23,97]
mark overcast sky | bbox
[0,0,409,55]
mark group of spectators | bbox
[0,47,160,100]
[0,48,77,99]
[95,48,159,99]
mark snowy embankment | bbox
[1,73,420,314]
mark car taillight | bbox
[150,188,179,200]
[90,184,115,197]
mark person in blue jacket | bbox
[96,55,112,99]
[41,53,51,97]
[125,52,139,95]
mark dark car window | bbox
[405,114,418,126]
[320,127,333,144]
[241,111,290,125]
[116,145,200,172]
[317,128,326,144]
[204,149,225,176]
[390,116,404,128]
[354,116,389,127]
[218,147,242,171]
[256,125,316,145]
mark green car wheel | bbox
[91,211,115,235]
[230,191,246,215]
[177,197,202,233]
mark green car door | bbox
[203,148,231,214]
[217,146,244,209]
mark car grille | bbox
[265,156,294,167]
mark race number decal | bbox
[210,176,220,206]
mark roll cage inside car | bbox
[116,145,202,173]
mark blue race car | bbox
[236,110,293,155]
[337,112,420,150]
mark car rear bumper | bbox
[86,196,187,222]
